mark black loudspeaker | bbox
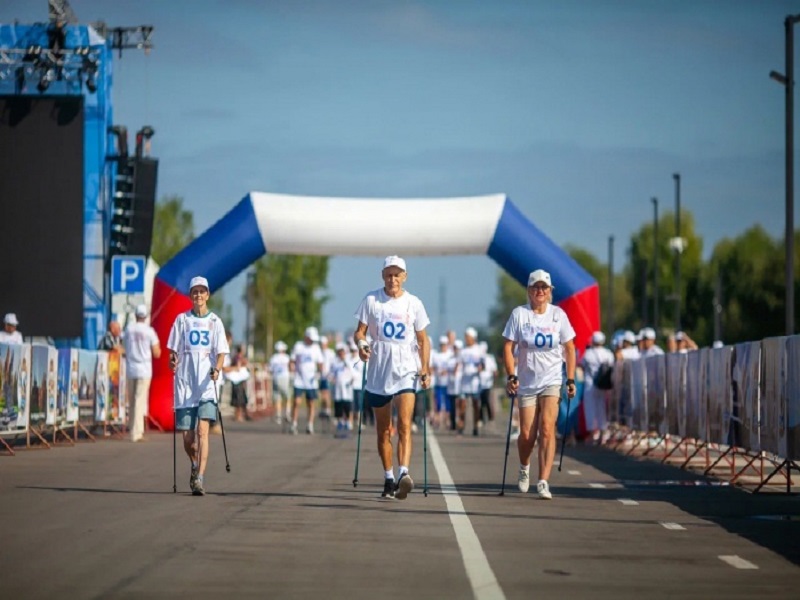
[110,157,157,258]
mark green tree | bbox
[250,255,330,358]
[625,210,704,337]
[151,195,195,266]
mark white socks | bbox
[399,465,409,477]
[385,469,394,481]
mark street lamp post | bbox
[673,173,682,331]
[608,235,615,334]
[652,197,659,330]
[770,14,800,336]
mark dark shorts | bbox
[294,387,318,401]
[319,379,330,391]
[364,389,415,409]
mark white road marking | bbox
[660,522,686,530]
[589,483,606,488]
[428,433,506,600]
[567,470,581,475]
[718,555,758,570]
[618,498,639,506]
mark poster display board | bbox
[0,343,31,434]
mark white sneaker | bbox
[517,468,530,493]
[411,423,419,433]
[306,423,314,434]
[290,422,298,435]
[510,428,520,441]
[537,480,552,500]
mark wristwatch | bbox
[507,375,518,384]
[566,378,575,386]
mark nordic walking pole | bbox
[499,393,516,496]
[423,388,429,497]
[558,384,571,472]
[173,407,177,493]
[213,372,231,472]
[353,363,367,487]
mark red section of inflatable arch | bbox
[149,277,193,430]
[557,283,600,360]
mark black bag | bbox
[594,363,614,390]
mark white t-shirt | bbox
[619,346,641,361]
[320,346,336,378]
[446,353,460,395]
[0,330,23,344]
[269,352,291,383]
[354,288,430,396]
[458,343,483,395]
[291,341,324,389]
[167,311,229,409]
[123,321,160,379]
[581,345,615,388]
[640,345,665,358]
[330,356,354,401]
[480,353,498,390]
[431,348,451,388]
[502,303,575,396]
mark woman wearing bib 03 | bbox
[503,269,576,500]
[354,256,431,500]
[167,276,229,497]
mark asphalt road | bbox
[1,413,798,599]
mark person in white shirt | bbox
[478,341,498,426]
[581,331,615,444]
[289,327,324,435]
[269,341,291,425]
[616,330,641,362]
[0,313,23,344]
[354,256,431,500]
[430,336,451,430]
[330,342,354,436]
[350,342,368,429]
[639,327,664,358]
[318,335,336,422]
[504,269,576,501]
[458,327,484,436]
[167,276,229,496]
[123,304,161,442]
[446,340,462,432]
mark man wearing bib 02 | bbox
[503,269,576,500]
[168,276,230,496]
[354,256,431,500]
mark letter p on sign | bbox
[111,256,146,294]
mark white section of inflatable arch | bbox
[250,192,507,256]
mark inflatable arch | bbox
[150,193,599,428]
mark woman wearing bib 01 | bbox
[354,256,431,500]
[503,269,576,500]
[167,276,229,497]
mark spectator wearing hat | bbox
[581,331,615,444]
[674,331,699,353]
[0,313,23,344]
[616,330,641,362]
[478,341,498,426]
[318,335,336,424]
[330,342,355,436]
[123,304,161,442]
[167,276,229,496]
[503,269,577,500]
[639,327,664,358]
[350,341,370,429]
[98,318,124,353]
[458,326,484,436]
[289,326,324,434]
[226,344,251,422]
[430,335,452,430]
[446,339,463,431]
[269,341,291,425]
[354,255,431,500]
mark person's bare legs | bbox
[537,396,560,481]
[394,393,415,467]
[517,403,540,466]
[374,403,393,470]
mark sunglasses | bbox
[529,285,550,292]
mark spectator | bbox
[226,344,251,422]
[581,331,615,444]
[675,331,699,353]
[0,313,23,344]
[615,330,640,362]
[269,341,291,425]
[123,304,161,442]
[98,319,124,353]
[639,327,664,358]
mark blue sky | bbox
[3,0,798,343]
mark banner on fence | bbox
[95,351,109,423]
[665,352,687,438]
[0,343,30,434]
[707,346,733,445]
[57,348,78,425]
[733,341,761,451]
[760,336,787,457]
[631,359,647,431]
[29,344,52,429]
[107,349,126,424]
[645,355,666,434]
[787,335,800,461]
[78,350,97,424]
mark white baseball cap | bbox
[642,327,656,341]
[304,326,319,342]
[189,276,209,292]
[465,326,477,339]
[320,335,328,345]
[335,342,347,352]
[438,335,448,345]
[383,255,407,272]
[454,339,464,349]
[527,269,552,288]
[591,331,606,345]
[623,330,636,344]
[135,304,148,318]
[274,341,288,352]
[4,313,19,326]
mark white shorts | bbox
[518,385,562,409]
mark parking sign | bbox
[111,256,146,294]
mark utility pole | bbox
[673,173,682,331]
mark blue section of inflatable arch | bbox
[488,199,595,301]
[158,195,266,292]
